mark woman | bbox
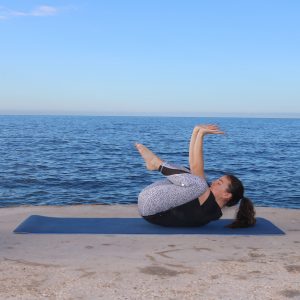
[136,124,256,228]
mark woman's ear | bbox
[223,191,232,202]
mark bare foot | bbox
[135,143,163,171]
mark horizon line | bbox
[0,112,299,119]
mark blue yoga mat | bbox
[13,215,285,235]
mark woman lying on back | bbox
[135,124,256,228]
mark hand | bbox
[194,124,224,136]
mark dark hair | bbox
[225,175,256,228]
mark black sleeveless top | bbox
[143,191,222,227]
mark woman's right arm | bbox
[189,127,200,171]
[191,131,205,177]
[190,125,224,178]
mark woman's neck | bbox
[210,189,225,209]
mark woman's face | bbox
[210,176,232,201]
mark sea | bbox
[0,115,299,209]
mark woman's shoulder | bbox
[201,191,223,217]
[198,188,211,205]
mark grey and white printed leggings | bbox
[138,162,209,216]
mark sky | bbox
[0,0,299,117]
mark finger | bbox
[214,131,225,134]
[209,130,224,134]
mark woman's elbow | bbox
[190,165,204,177]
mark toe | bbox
[135,143,143,153]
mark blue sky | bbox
[1,0,299,117]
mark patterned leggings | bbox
[137,162,209,216]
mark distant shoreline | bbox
[0,113,300,119]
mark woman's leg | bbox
[135,143,190,175]
[135,143,163,171]
[158,162,190,175]
[136,143,208,216]
[138,177,208,216]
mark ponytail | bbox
[227,197,256,228]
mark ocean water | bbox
[0,115,299,209]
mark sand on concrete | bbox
[0,205,299,300]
